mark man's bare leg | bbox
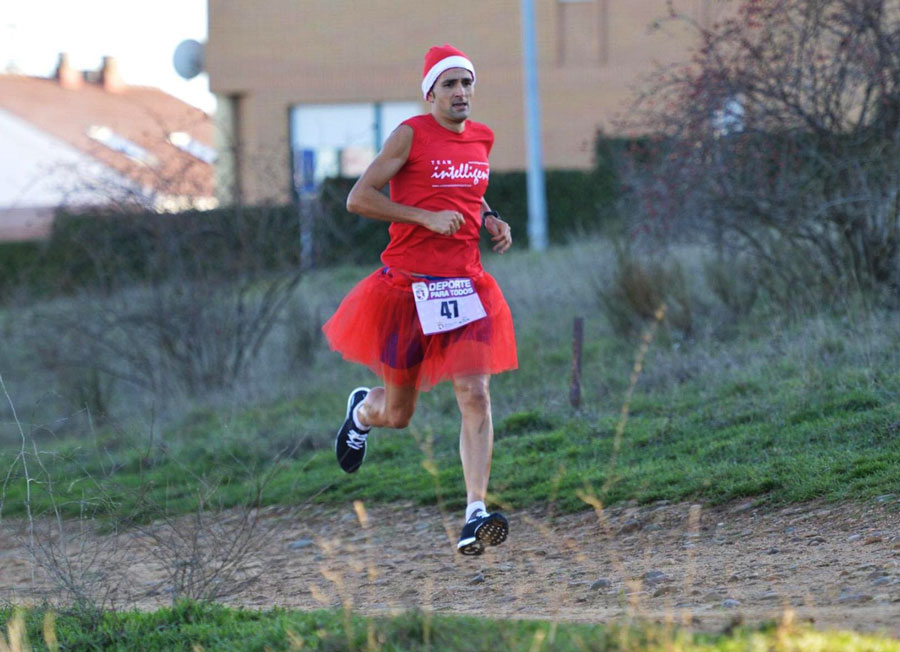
[336,382,419,473]
[453,373,507,555]
[357,382,419,430]
[452,374,493,504]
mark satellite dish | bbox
[173,39,205,80]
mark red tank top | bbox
[381,114,493,277]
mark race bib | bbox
[411,277,487,335]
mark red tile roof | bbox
[0,73,214,201]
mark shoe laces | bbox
[346,428,368,451]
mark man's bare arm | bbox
[346,126,464,236]
[481,198,512,254]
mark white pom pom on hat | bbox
[421,44,476,101]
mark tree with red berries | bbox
[624,0,900,305]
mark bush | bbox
[3,137,633,301]
[46,204,300,293]
[484,136,628,246]
[597,245,693,339]
[623,0,900,307]
[0,241,56,300]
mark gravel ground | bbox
[1,498,898,637]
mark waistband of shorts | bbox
[380,266,484,282]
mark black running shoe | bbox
[457,510,509,556]
[335,387,370,473]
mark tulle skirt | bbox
[322,267,517,390]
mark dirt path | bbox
[1,499,898,637]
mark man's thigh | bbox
[382,381,420,417]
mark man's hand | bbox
[425,210,466,235]
[484,214,512,253]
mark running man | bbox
[323,44,517,556]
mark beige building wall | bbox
[207,0,730,205]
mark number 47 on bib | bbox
[412,279,487,335]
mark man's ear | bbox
[426,89,434,103]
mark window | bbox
[289,101,419,196]
[168,131,217,164]
[87,125,157,166]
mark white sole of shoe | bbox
[457,514,509,556]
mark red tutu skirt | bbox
[322,267,518,390]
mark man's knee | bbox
[384,404,414,429]
[455,377,491,414]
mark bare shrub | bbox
[282,296,324,371]
[8,429,282,608]
[623,0,900,307]
[597,244,693,339]
[133,489,275,602]
[117,434,284,603]
[28,206,303,404]
[703,254,760,322]
[28,515,139,612]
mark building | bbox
[0,54,216,241]
[206,0,730,206]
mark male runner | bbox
[323,44,517,555]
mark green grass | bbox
[2,313,899,521]
[2,240,900,522]
[1,601,897,651]
[2,240,900,647]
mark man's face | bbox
[428,68,474,123]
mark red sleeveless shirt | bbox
[381,114,493,277]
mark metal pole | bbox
[520,0,549,251]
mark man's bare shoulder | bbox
[381,123,415,157]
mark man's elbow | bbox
[346,187,367,215]
[346,191,359,214]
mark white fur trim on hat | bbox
[421,55,476,100]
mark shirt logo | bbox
[430,159,489,187]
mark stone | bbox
[590,578,612,591]
[288,538,315,550]
[618,518,643,535]
[653,585,677,597]
[722,598,741,608]
[837,592,874,604]
[643,570,670,585]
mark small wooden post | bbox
[570,316,584,408]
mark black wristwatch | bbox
[482,210,500,227]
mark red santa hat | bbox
[421,44,476,100]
